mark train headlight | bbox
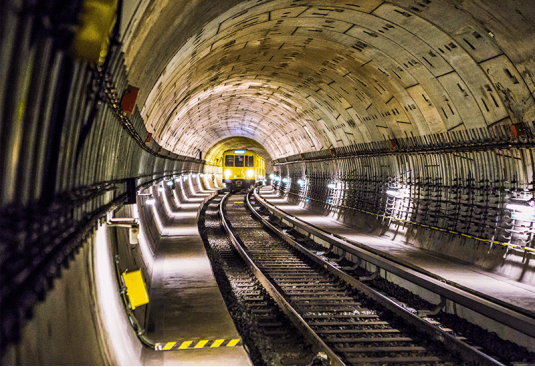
[224,169,232,179]
[246,169,254,178]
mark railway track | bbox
[218,189,505,366]
[199,195,313,365]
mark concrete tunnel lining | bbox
[3,0,535,363]
[125,0,535,162]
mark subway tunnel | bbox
[1,0,535,364]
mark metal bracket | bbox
[359,267,380,281]
[418,296,446,317]
[342,257,361,271]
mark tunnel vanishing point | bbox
[1,0,535,364]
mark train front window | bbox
[245,156,254,167]
[225,155,234,167]
[235,155,244,167]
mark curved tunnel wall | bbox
[2,0,535,363]
[271,146,535,284]
[0,0,206,359]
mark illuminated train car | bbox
[222,149,265,191]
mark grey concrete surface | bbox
[259,187,535,316]
[142,185,252,366]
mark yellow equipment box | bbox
[122,270,149,310]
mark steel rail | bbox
[253,189,535,340]
[219,193,345,366]
[246,190,503,366]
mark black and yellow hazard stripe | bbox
[285,192,535,255]
[155,339,242,351]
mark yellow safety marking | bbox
[195,340,209,348]
[211,339,225,348]
[162,342,176,350]
[178,341,193,349]
[227,339,240,347]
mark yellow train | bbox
[221,149,265,191]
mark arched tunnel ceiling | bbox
[125,0,535,161]
[204,136,272,165]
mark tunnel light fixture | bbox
[305,198,310,203]
[506,199,534,214]
[146,198,156,205]
[386,188,402,197]
[183,176,188,181]
[297,179,306,187]
[200,173,204,177]
[327,183,336,189]
[166,180,173,186]
[192,174,197,178]
[234,150,245,154]
[282,178,289,183]
[269,174,275,179]
[158,187,164,192]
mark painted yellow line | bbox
[227,339,240,347]
[178,341,193,349]
[195,340,209,348]
[211,339,225,348]
[162,342,176,350]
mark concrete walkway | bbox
[143,186,251,366]
[259,187,535,317]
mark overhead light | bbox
[192,174,197,178]
[200,173,204,177]
[166,181,173,186]
[386,188,402,197]
[146,198,156,205]
[158,187,164,192]
[305,198,310,203]
[506,199,534,214]
[297,179,306,186]
[183,176,188,181]
[269,174,275,179]
[234,150,245,154]
[327,183,336,189]
[282,178,289,183]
